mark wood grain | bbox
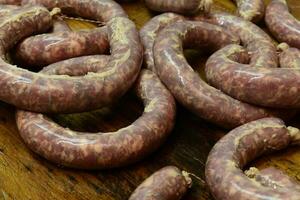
[0,0,299,199]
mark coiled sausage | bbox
[205,44,300,108]
[206,117,300,200]
[16,68,176,169]
[153,20,291,128]
[194,12,278,68]
[0,1,142,114]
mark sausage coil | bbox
[206,117,300,200]
[0,1,142,114]
[154,20,291,128]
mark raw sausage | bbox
[233,0,265,23]
[16,69,176,169]
[0,3,142,113]
[203,12,300,108]
[15,26,109,68]
[193,12,278,68]
[144,0,212,15]
[205,44,300,108]
[265,0,300,49]
[140,13,185,72]
[206,117,300,200]
[153,20,291,128]
[129,166,191,200]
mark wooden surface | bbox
[1,0,300,199]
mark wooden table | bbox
[0,0,300,199]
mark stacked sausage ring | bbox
[0,1,143,114]
[0,0,178,171]
[141,12,293,129]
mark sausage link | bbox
[144,0,212,14]
[265,0,300,49]
[193,12,278,68]
[206,117,300,200]
[233,0,265,23]
[153,20,291,128]
[140,13,185,72]
[15,26,109,68]
[246,167,300,192]
[0,2,142,113]
[129,166,191,200]
[16,69,176,169]
[277,43,300,69]
[205,44,300,108]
